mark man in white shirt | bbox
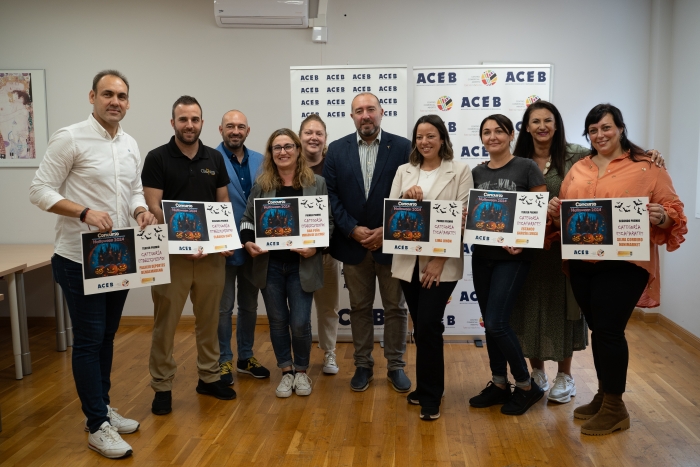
[29,70,157,460]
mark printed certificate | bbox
[382,199,462,258]
[560,197,650,261]
[254,196,330,250]
[81,225,171,295]
[162,200,241,254]
[464,189,548,248]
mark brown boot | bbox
[573,387,604,420]
[580,393,630,436]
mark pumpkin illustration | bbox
[571,233,582,243]
[117,263,128,274]
[94,266,105,276]
[402,230,413,240]
[583,233,594,244]
[412,231,422,241]
[475,221,485,229]
[175,231,183,239]
[105,264,119,276]
[193,231,202,240]
[594,233,604,243]
[264,228,273,236]
[274,227,285,236]
[496,222,506,231]
[392,230,401,239]
[283,227,293,235]
[184,231,195,240]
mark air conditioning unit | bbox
[214,0,309,28]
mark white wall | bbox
[659,0,700,337]
[4,0,693,323]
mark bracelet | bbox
[80,207,90,223]
[135,210,147,220]
[658,212,667,226]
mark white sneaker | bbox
[276,373,295,398]
[531,368,550,392]
[88,421,133,459]
[294,372,313,396]
[548,372,576,403]
[85,406,140,434]
[323,352,339,375]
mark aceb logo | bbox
[436,96,453,111]
[481,70,497,86]
[525,95,541,107]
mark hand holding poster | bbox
[81,225,171,295]
[254,196,330,250]
[162,200,241,254]
[560,197,649,261]
[464,189,548,248]
[383,199,462,258]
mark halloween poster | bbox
[560,197,649,261]
[382,199,462,258]
[81,225,171,295]
[464,189,548,248]
[162,200,241,254]
[254,196,330,250]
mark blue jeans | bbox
[471,257,531,384]
[218,263,259,363]
[260,259,313,370]
[51,254,129,433]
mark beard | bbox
[175,127,201,146]
[358,122,378,138]
[223,134,246,152]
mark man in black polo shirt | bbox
[142,95,236,415]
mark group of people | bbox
[28,70,687,459]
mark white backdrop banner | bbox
[290,65,409,143]
[413,64,552,170]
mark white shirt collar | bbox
[88,113,124,140]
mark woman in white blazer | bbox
[389,114,473,420]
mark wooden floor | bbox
[1,319,700,467]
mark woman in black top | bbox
[467,114,547,415]
[240,128,332,399]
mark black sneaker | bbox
[152,391,172,415]
[196,379,237,400]
[419,406,440,421]
[469,381,512,408]
[407,390,420,405]
[500,379,544,415]
[236,357,271,379]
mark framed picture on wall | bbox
[0,69,48,168]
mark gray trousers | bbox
[343,250,407,371]
[313,254,340,353]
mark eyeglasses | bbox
[272,144,297,154]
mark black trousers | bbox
[569,260,649,394]
[400,263,457,408]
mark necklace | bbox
[420,167,438,179]
[542,156,552,175]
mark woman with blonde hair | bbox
[240,128,334,398]
[298,115,342,375]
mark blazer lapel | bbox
[367,133,392,199]
[347,137,366,200]
[401,164,420,198]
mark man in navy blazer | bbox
[323,93,412,392]
[216,110,270,384]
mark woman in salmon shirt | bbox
[548,103,687,436]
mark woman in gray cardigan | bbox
[240,128,334,399]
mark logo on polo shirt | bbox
[201,168,216,176]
